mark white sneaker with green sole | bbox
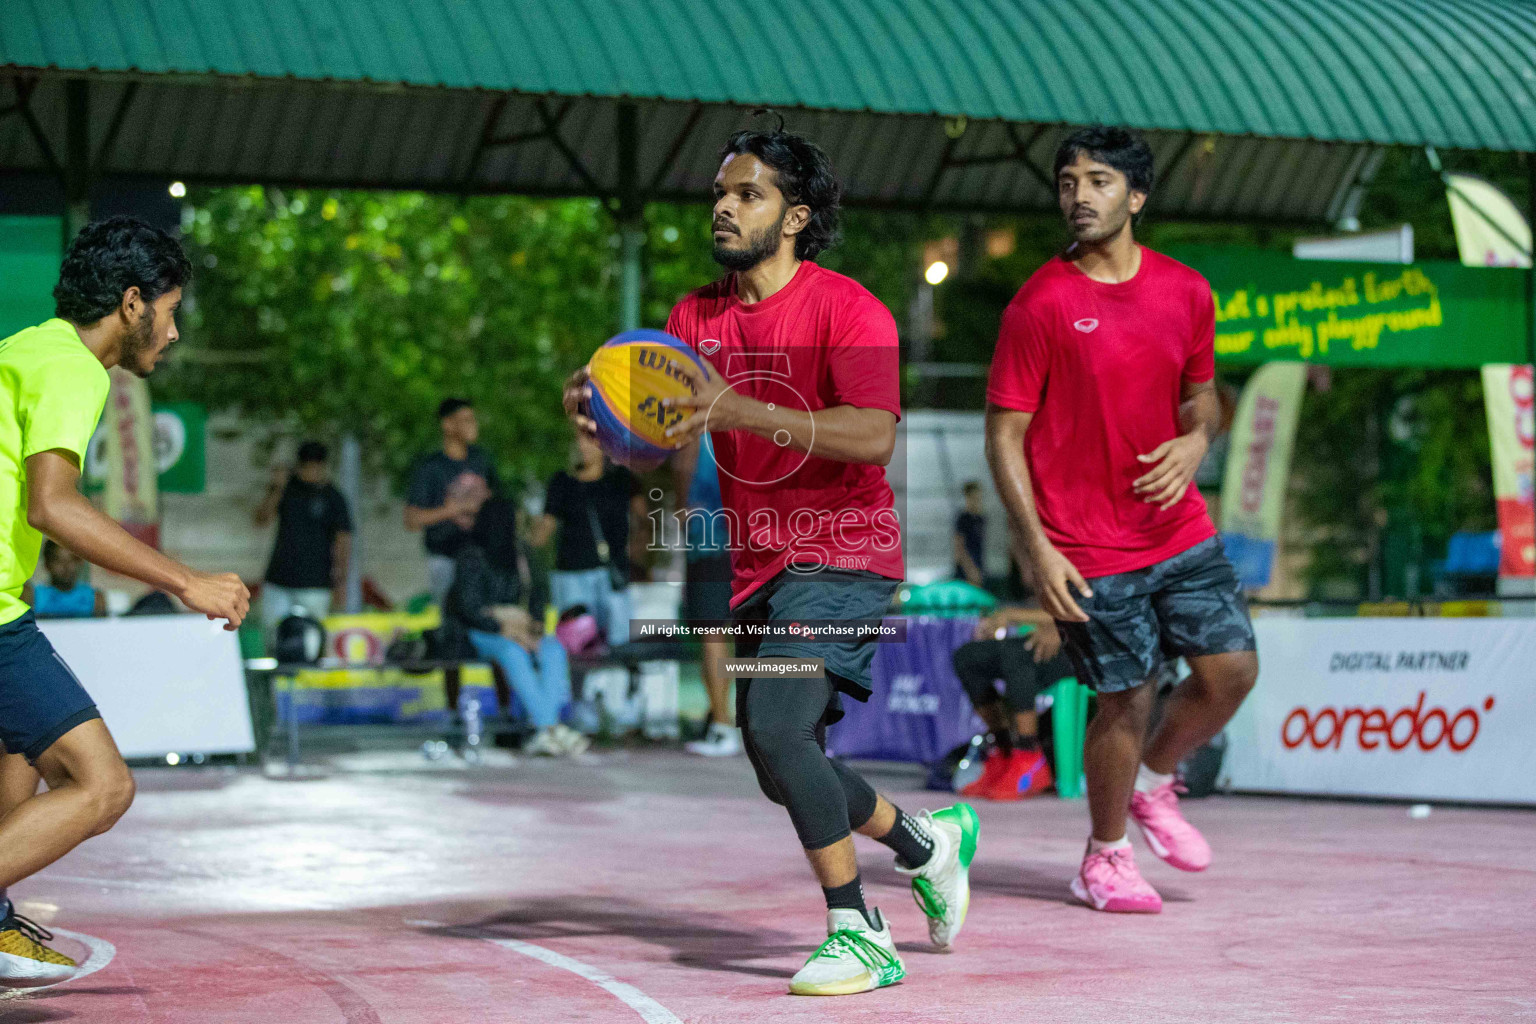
[788,908,905,996]
[894,803,980,949]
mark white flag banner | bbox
[1445,173,1530,268]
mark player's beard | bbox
[712,208,786,273]
[120,306,158,379]
[1069,194,1132,244]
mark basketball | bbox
[584,328,705,470]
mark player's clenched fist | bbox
[179,570,251,630]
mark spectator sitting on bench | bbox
[443,497,587,757]
[951,604,1074,800]
[24,540,105,619]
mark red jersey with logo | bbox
[987,248,1217,578]
[665,261,904,606]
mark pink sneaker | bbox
[1129,781,1211,872]
[1070,845,1162,913]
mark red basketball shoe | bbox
[985,748,1053,800]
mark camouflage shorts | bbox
[1058,536,1256,694]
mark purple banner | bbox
[827,616,984,764]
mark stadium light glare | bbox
[168,181,187,198]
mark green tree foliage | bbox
[1292,369,1496,596]
[164,187,628,491]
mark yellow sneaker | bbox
[0,912,78,988]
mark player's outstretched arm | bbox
[25,450,250,630]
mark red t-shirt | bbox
[665,261,905,606]
[986,248,1217,578]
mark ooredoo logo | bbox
[1281,691,1494,753]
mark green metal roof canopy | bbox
[2,0,1534,221]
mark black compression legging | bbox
[736,677,879,851]
[952,638,1075,713]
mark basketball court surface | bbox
[3,750,1529,1023]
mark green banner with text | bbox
[1164,246,1528,368]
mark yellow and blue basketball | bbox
[585,329,705,470]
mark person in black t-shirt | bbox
[953,480,987,587]
[531,430,643,645]
[404,397,500,605]
[254,440,353,634]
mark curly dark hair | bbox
[53,216,192,324]
[719,113,842,261]
[1053,126,1155,197]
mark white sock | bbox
[1135,763,1174,794]
[1088,835,1132,854]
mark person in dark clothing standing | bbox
[531,429,643,646]
[254,440,353,633]
[404,398,499,606]
[953,480,987,587]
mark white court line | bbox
[0,927,117,1000]
[410,920,682,1024]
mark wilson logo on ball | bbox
[585,329,705,470]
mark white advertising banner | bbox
[40,616,255,758]
[1223,617,1536,804]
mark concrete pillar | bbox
[63,80,91,247]
[616,102,643,331]
[619,225,644,331]
[338,433,364,613]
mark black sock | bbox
[1015,734,1041,753]
[880,808,935,870]
[822,877,879,929]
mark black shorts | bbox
[683,551,732,626]
[0,613,101,762]
[1058,536,1256,694]
[732,563,901,722]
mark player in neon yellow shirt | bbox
[0,218,249,986]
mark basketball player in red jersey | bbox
[986,127,1259,914]
[563,117,978,996]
